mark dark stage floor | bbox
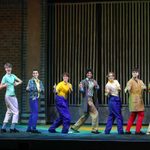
[0,124,150,150]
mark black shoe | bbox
[135,131,145,135]
[104,131,110,134]
[70,127,80,133]
[118,131,124,135]
[1,129,7,133]
[10,128,19,133]
[26,129,32,133]
[48,129,58,133]
[31,129,41,134]
[91,130,100,134]
[125,131,132,135]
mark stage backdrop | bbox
[47,1,150,124]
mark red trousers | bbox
[126,111,144,132]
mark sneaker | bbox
[26,129,32,132]
[105,132,110,134]
[135,131,145,135]
[1,129,7,133]
[70,127,80,133]
[146,132,150,135]
[10,128,19,133]
[91,130,100,134]
[31,129,41,134]
[125,131,132,135]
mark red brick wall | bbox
[0,0,22,122]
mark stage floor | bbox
[0,124,150,150]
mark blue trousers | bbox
[27,98,38,130]
[105,95,124,134]
[49,95,71,133]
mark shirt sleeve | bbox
[56,83,62,93]
[116,80,121,89]
[105,83,110,95]
[12,74,18,80]
[1,76,6,84]
[69,83,73,92]
[105,83,109,90]
[140,80,146,89]
[127,80,131,87]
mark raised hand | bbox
[79,83,83,88]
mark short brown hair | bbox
[4,63,12,68]
[62,72,69,77]
[86,68,93,75]
[132,68,139,73]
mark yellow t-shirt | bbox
[56,81,72,99]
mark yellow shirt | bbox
[56,81,72,99]
[34,79,40,98]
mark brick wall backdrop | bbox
[0,0,23,123]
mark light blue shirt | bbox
[1,74,17,96]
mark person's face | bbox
[63,75,69,82]
[86,72,93,79]
[108,73,115,82]
[32,71,39,79]
[132,71,139,78]
[5,67,12,74]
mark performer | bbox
[26,69,44,133]
[70,69,100,134]
[104,72,124,134]
[48,72,73,134]
[1,63,22,133]
[124,68,146,135]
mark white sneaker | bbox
[146,132,150,135]
[68,129,73,134]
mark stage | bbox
[0,124,150,150]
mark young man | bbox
[70,69,100,134]
[104,72,124,134]
[26,69,44,133]
[48,72,72,134]
[1,63,22,133]
[124,68,146,135]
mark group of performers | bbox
[0,63,150,135]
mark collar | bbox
[86,78,92,81]
[6,73,12,76]
[33,77,39,82]
[62,81,68,85]
[108,80,114,83]
[132,77,139,83]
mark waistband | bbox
[109,95,119,98]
